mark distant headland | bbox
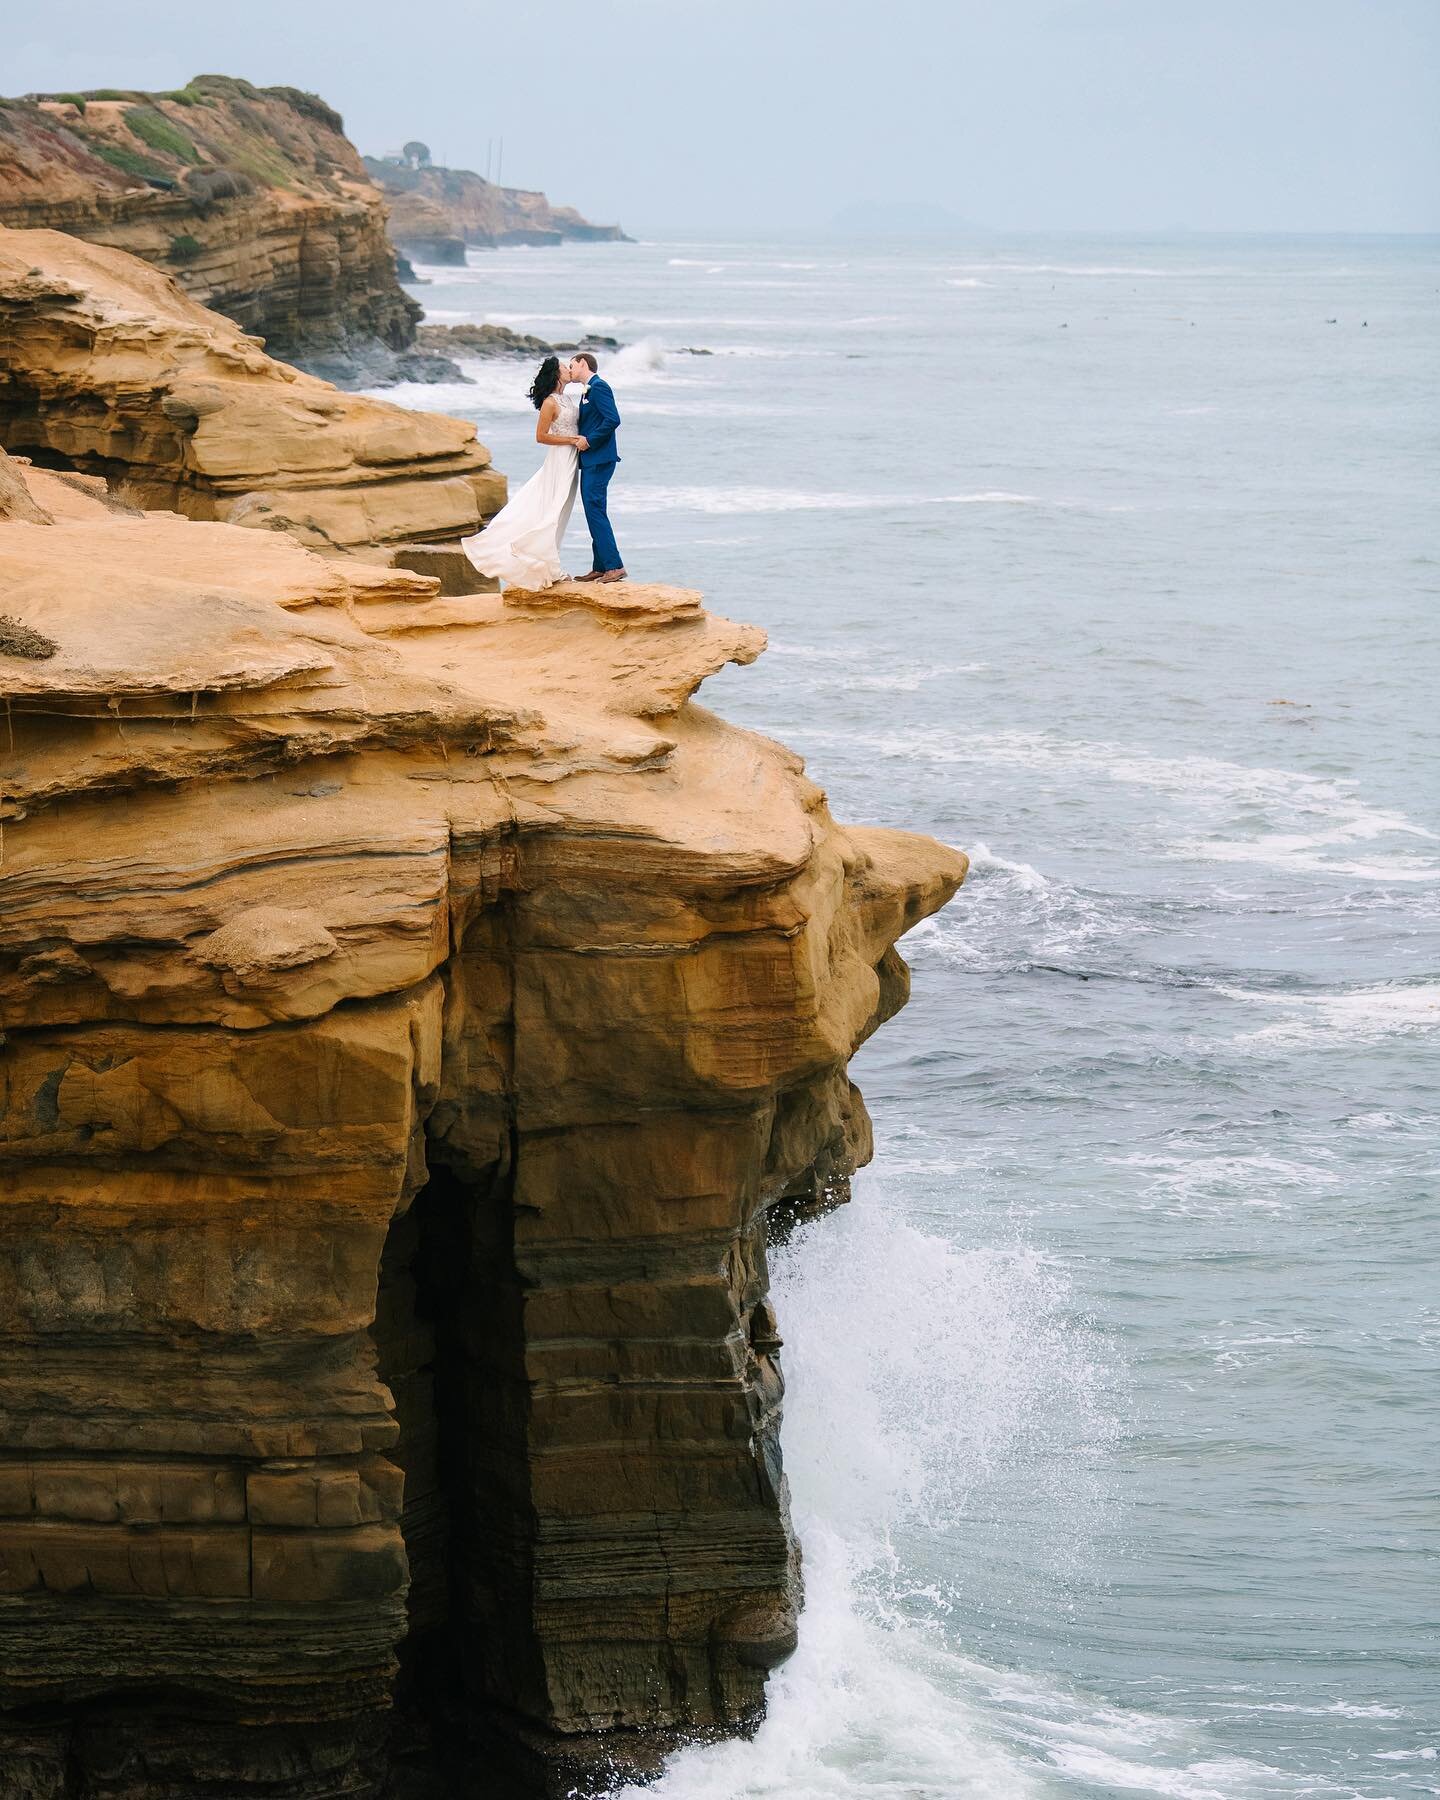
[0,77,628,387]
[364,141,631,266]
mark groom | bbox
[570,351,625,584]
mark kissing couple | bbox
[461,351,625,589]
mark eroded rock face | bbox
[0,453,966,1797]
[0,229,505,558]
[0,77,424,384]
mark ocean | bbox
[376,231,1440,1799]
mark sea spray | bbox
[618,1186,1119,1797]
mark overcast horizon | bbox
[5,0,1437,236]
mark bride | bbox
[461,355,581,587]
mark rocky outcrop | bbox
[0,76,441,386]
[0,228,505,565]
[0,447,964,1798]
[363,155,630,258]
[416,321,621,360]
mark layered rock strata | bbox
[0,76,437,385]
[363,155,629,259]
[0,228,505,566]
[0,449,964,1797]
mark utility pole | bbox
[485,138,492,181]
[497,137,504,187]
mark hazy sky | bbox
[6,0,1437,233]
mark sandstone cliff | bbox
[0,444,964,1797]
[363,154,629,262]
[0,227,504,573]
[0,77,433,385]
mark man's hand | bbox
[576,436,589,452]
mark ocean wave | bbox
[383,338,688,418]
[903,841,1204,980]
[357,376,506,409]
[605,336,671,379]
[949,262,1175,277]
[620,399,794,418]
[627,1186,1329,1797]
[1176,831,1440,882]
[824,665,985,693]
[766,641,989,691]
[1212,1701,1409,1720]
[963,842,1050,893]
[696,344,841,358]
[1220,980,1440,1048]
[1110,1151,1340,1216]
[666,257,823,272]
[616,487,1043,516]
[619,1524,1038,1799]
[819,727,1440,884]
[623,1194,1119,1799]
[1042,1746,1295,1798]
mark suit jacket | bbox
[577,377,621,468]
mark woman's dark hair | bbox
[528,355,562,410]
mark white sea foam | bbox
[819,726,1440,884]
[1111,1151,1340,1214]
[1180,828,1440,882]
[1213,1701,1408,1720]
[606,336,669,379]
[826,665,983,692]
[615,487,1043,516]
[618,1525,1038,1799]
[1220,981,1440,1048]
[946,277,993,288]
[904,842,1136,975]
[1042,1746,1294,1797]
[963,842,1051,893]
[765,641,986,682]
[618,1188,1135,1800]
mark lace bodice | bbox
[551,386,581,438]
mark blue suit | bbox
[577,377,623,573]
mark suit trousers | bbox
[579,462,622,572]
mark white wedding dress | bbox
[460,385,579,587]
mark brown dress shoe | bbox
[573,570,605,583]
[597,569,627,584]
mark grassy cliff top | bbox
[0,75,370,208]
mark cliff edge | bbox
[0,447,965,1797]
[0,77,430,386]
[0,227,505,574]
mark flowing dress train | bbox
[460,386,579,587]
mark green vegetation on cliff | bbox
[0,75,422,380]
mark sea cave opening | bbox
[370,1151,534,1788]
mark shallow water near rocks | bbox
[381,232,1439,1798]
